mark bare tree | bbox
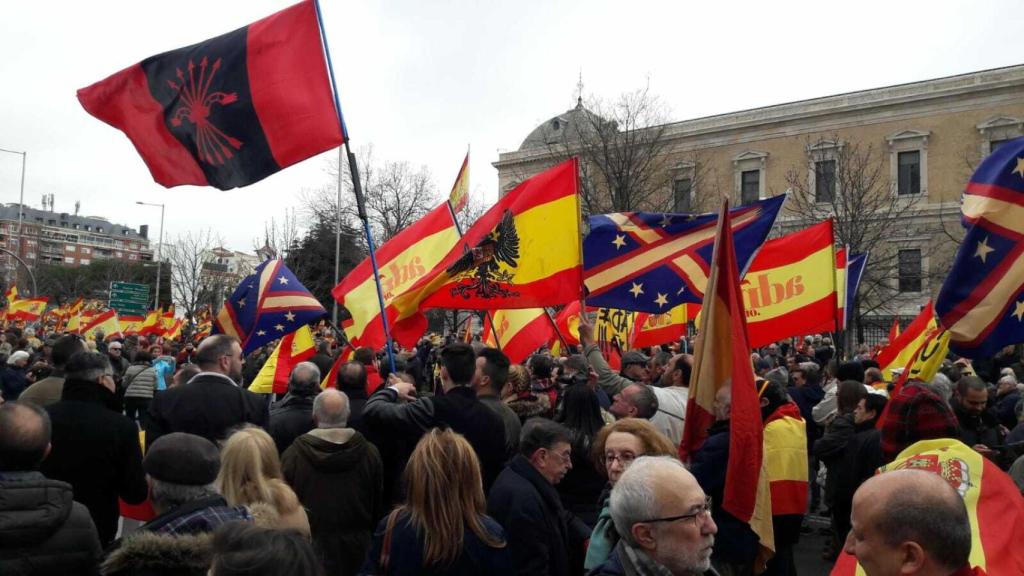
[164,229,223,321]
[782,136,954,347]
[306,144,439,244]
[532,85,674,214]
[253,208,301,260]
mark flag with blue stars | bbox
[584,195,785,313]
[214,259,326,354]
[936,136,1024,358]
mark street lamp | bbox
[0,147,26,290]
[136,201,165,309]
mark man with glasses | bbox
[147,335,267,448]
[592,455,720,576]
[489,418,591,576]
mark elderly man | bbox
[147,334,268,447]
[844,469,979,576]
[268,361,321,454]
[19,334,87,406]
[609,383,660,421]
[283,389,383,576]
[102,432,269,575]
[592,456,720,576]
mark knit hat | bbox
[144,433,220,485]
[880,383,961,462]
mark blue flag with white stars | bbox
[583,195,785,313]
[214,259,326,354]
[936,136,1024,358]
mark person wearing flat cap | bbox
[102,432,280,576]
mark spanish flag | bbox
[877,302,937,381]
[140,308,164,337]
[481,308,554,363]
[630,304,692,349]
[680,198,774,556]
[887,316,901,342]
[161,306,176,331]
[551,301,583,347]
[249,325,316,394]
[81,309,122,341]
[744,220,837,348]
[830,438,1024,575]
[448,151,470,214]
[119,315,146,335]
[389,158,583,334]
[164,318,184,341]
[8,296,49,322]
[332,201,460,349]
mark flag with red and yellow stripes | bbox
[482,308,554,363]
[332,202,461,350]
[139,308,164,337]
[744,220,837,347]
[630,304,693,349]
[877,302,937,381]
[680,198,774,556]
[448,151,470,214]
[830,438,1024,575]
[81,309,122,341]
[119,315,146,335]
[7,296,49,322]
[249,325,316,394]
[389,158,583,336]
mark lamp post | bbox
[136,201,165,309]
[0,148,26,290]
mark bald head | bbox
[337,362,366,391]
[288,361,321,396]
[846,469,971,575]
[313,389,350,429]
[0,402,51,471]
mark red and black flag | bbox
[78,0,344,190]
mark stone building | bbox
[493,65,1024,336]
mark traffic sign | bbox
[109,282,150,316]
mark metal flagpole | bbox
[313,0,396,374]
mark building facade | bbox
[494,65,1024,331]
[0,203,153,273]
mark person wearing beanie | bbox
[102,432,278,576]
[1,349,32,401]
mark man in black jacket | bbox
[488,418,589,576]
[362,343,506,490]
[0,401,102,574]
[41,352,148,546]
[268,362,320,453]
[147,335,269,448]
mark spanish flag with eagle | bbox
[389,158,584,334]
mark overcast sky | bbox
[1,0,1022,252]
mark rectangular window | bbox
[64,256,74,264]
[815,159,836,203]
[673,178,692,212]
[897,151,921,195]
[898,249,922,293]
[990,139,1009,154]
[79,258,90,266]
[741,170,760,204]
[81,247,91,254]
[65,245,75,252]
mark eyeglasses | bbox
[546,448,572,464]
[605,452,638,466]
[640,495,713,525]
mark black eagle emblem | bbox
[447,209,521,299]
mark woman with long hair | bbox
[217,426,310,536]
[555,383,608,526]
[359,428,511,576]
[584,418,678,570]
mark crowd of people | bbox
[0,316,1022,576]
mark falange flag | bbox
[936,136,1024,358]
[215,259,326,354]
[584,195,785,313]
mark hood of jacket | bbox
[0,471,74,548]
[290,430,371,473]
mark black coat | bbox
[146,372,269,448]
[42,379,148,546]
[358,510,512,576]
[283,431,383,576]
[310,353,334,380]
[829,421,884,541]
[0,471,102,576]
[689,420,759,566]
[488,455,589,576]
[363,385,507,491]
[268,393,316,454]
[1,365,29,401]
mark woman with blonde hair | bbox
[216,426,310,536]
[584,417,678,570]
[501,364,549,422]
[359,428,511,575]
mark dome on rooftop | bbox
[518,99,611,151]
